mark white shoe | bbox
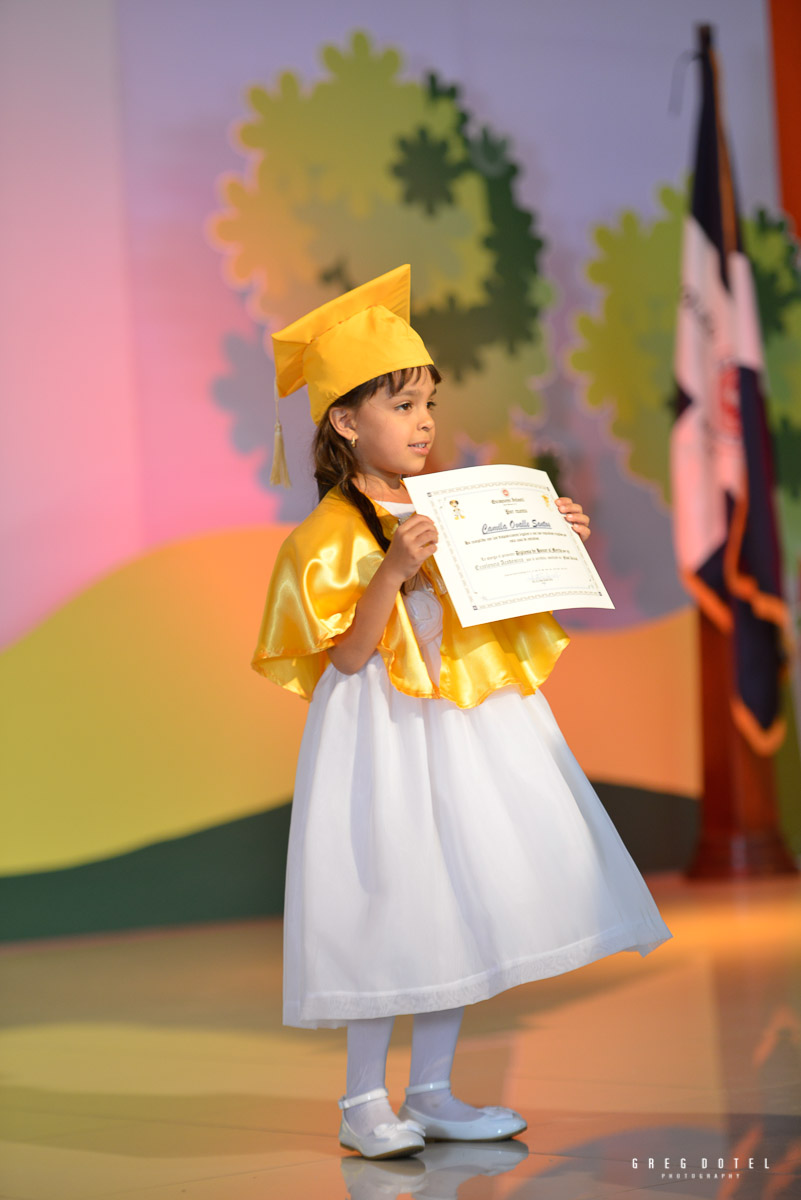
[398,1079,527,1142]
[338,1086,427,1159]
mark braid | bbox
[311,398,391,551]
[341,477,392,553]
[311,365,440,554]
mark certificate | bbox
[403,464,614,628]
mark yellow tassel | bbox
[269,378,291,488]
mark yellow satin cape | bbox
[251,486,570,706]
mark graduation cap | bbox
[268,264,433,486]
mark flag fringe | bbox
[680,569,733,633]
[724,485,792,633]
[730,696,786,757]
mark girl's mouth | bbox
[409,443,430,453]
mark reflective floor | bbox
[1,871,799,1199]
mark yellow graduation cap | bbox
[268,264,433,486]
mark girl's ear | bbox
[328,407,357,440]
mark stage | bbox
[1,870,798,1199]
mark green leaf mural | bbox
[209,31,551,472]
[569,181,801,576]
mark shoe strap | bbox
[338,1085,389,1110]
[405,1078,451,1096]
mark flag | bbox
[670,24,789,755]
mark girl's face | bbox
[331,371,437,485]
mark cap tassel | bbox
[269,377,291,488]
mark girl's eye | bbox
[427,400,437,409]
[396,401,412,410]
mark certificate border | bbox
[406,466,614,627]
[427,480,605,607]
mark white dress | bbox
[282,500,673,1029]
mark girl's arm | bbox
[327,514,438,675]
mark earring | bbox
[350,437,357,448]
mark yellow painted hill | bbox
[1,526,699,875]
[1,527,308,874]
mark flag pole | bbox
[682,24,796,879]
[691,612,795,877]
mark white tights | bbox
[343,1006,488,1134]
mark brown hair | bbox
[312,364,441,552]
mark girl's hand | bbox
[556,497,591,542]
[382,514,439,583]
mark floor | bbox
[1,871,799,1200]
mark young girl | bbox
[252,265,673,1161]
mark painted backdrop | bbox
[1,0,798,939]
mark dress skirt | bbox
[282,652,673,1029]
